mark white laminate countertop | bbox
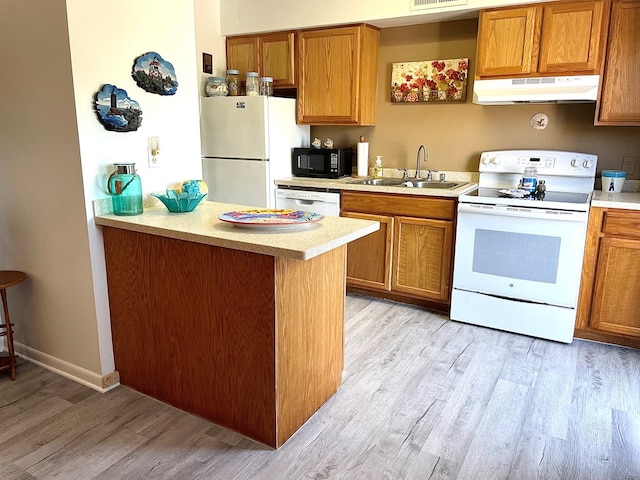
[94,201,379,261]
[275,172,479,197]
[591,191,640,211]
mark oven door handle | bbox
[458,203,588,222]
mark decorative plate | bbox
[94,84,142,132]
[132,51,178,95]
[218,209,324,228]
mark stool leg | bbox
[1,288,16,381]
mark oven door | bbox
[452,203,589,307]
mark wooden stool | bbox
[0,271,27,381]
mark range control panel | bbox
[479,150,597,177]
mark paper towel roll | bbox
[357,142,369,176]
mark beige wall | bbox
[0,0,203,390]
[313,20,640,177]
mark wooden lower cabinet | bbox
[343,212,393,290]
[576,207,640,348]
[342,192,455,308]
[392,216,453,301]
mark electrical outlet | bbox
[102,371,120,388]
[622,156,637,175]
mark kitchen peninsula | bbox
[94,201,378,448]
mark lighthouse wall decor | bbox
[132,51,178,95]
[94,84,143,132]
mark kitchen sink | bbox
[405,181,462,189]
[349,177,465,189]
[349,177,406,186]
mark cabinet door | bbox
[343,212,393,291]
[538,0,606,74]
[226,36,259,80]
[260,32,296,88]
[596,0,640,125]
[298,26,361,124]
[590,236,640,338]
[475,7,541,78]
[392,216,453,302]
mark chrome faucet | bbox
[416,145,427,178]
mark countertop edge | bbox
[94,203,379,261]
[591,191,640,211]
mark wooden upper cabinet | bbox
[226,36,259,79]
[260,32,296,88]
[475,7,541,77]
[538,1,606,74]
[476,0,608,79]
[297,24,379,125]
[596,0,640,125]
[226,32,296,88]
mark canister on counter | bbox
[521,166,538,193]
[259,77,273,96]
[246,72,259,96]
[226,69,239,96]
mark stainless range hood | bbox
[473,75,600,105]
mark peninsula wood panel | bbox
[275,246,345,446]
[102,227,346,448]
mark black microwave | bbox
[292,147,353,178]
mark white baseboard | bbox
[15,342,120,393]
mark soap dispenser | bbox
[373,156,383,178]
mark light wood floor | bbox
[1,295,639,480]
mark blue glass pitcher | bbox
[108,163,143,216]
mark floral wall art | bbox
[391,58,469,103]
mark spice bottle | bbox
[245,72,259,96]
[226,69,239,96]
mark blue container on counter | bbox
[108,163,143,216]
[601,170,626,193]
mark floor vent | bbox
[410,0,468,10]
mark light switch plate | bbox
[622,156,637,175]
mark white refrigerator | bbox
[200,96,309,208]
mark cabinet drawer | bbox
[602,210,640,238]
[341,192,455,220]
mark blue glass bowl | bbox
[152,190,206,213]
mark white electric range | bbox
[451,150,597,343]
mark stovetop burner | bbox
[460,187,591,211]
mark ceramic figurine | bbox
[311,137,322,149]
